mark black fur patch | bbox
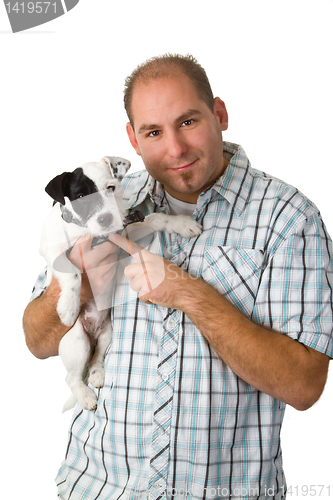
[46,168,104,225]
[124,210,145,226]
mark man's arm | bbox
[23,277,70,359]
[178,277,330,411]
[23,236,119,359]
[110,233,330,411]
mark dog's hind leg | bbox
[88,316,113,389]
[55,270,81,327]
[59,320,98,411]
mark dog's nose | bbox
[97,213,113,228]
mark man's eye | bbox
[182,119,194,127]
[148,130,160,137]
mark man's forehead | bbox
[131,75,207,131]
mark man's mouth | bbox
[171,159,197,172]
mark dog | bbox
[40,156,202,412]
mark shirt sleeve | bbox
[30,266,48,302]
[253,212,333,358]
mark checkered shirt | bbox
[31,142,333,500]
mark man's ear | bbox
[213,97,229,132]
[126,122,141,156]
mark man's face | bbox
[126,74,229,203]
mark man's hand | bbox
[109,232,195,309]
[69,234,120,305]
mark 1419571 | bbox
[5,2,58,14]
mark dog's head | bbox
[45,156,131,235]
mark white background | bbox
[1,0,332,498]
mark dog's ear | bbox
[45,172,72,205]
[101,156,131,181]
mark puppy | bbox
[40,156,202,412]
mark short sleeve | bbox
[253,212,333,358]
[30,266,48,302]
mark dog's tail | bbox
[62,393,77,413]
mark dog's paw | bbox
[167,215,202,238]
[180,217,202,238]
[77,387,98,411]
[144,213,202,239]
[88,367,105,389]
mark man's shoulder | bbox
[223,142,320,222]
[250,167,320,220]
[244,167,329,254]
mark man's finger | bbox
[123,262,144,281]
[109,232,157,294]
[75,233,95,252]
[109,232,149,260]
[71,236,117,263]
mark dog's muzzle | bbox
[97,213,113,228]
[90,210,145,249]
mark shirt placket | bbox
[148,311,180,499]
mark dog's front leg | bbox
[143,213,202,238]
[59,319,98,412]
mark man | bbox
[23,54,333,500]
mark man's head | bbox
[124,54,215,128]
[124,54,229,203]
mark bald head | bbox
[124,53,215,126]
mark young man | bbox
[23,54,333,500]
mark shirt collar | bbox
[210,142,253,215]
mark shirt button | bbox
[167,318,177,330]
[161,373,169,382]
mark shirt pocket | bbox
[202,246,265,317]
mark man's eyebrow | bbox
[137,109,203,135]
[138,123,161,135]
[176,109,203,123]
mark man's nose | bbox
[166,131,187,158]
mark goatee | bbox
[180,170,192,182]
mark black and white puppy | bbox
[40,156,202,412]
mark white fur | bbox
[40,156,202,412]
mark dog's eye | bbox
[107,185,116,192]
[77,193,84,199]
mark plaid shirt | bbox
[32,142,333,499]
